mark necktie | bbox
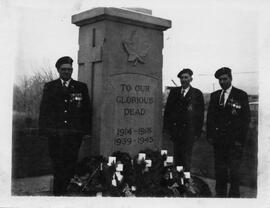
[63,81,68,89]
[219,90,225,106]
[181,88,185,97]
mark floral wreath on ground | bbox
[68,149,212,197]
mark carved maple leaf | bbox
[122,39,150,66]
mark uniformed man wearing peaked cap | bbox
[163,68,204,172]
[39,56,92,196]
[207,67,250,197]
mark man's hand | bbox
[234,141,243,151]
[194,135,200,141]
[207,137,214,145]
[234,141,242,147]
[163,129,172,141]
[163,129,170,137]
[233,141,243,159]
[82,134,91,140]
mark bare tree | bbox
[13,69,57,122]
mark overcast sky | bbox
[1,0,264,94]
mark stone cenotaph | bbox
[72,7,171,157]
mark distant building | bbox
[249,102,258,111]
[248,94,258,102]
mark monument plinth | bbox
[72,7,171,157]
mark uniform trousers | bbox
[213,134,243,197]
[48,132,82,196]
[172,130,195,171]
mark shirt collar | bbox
[182,86,190,92]
[224,85,232,94]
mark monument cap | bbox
[177,68,193,78]
[214,67,232,79]
[123,7,152,15]
[55,56,73,69]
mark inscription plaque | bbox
[108,74,158,155]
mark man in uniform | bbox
[39,56,92,196]
[207,67,250,197]
[163,68,204,171]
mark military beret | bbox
[214,67,232,79]
[177,68,193,78]
[55,56,73,69]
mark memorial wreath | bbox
[67,149,211,197]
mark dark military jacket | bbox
[206,86,250,145]
[163,86,205,138]
[39,78,92,136]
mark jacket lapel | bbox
[56,78,63,91]
[185,86,192,98]
[175,87,183,99]
[68,79,75,92]
[224,86,234,107]
[215,90,222,106]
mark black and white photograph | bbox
[0,0,269,207]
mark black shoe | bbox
[215,192,227,198]
[228,190,240,198]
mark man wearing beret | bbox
[39,56,92,196]
[207,67,250,197]
[163,68,204,171]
